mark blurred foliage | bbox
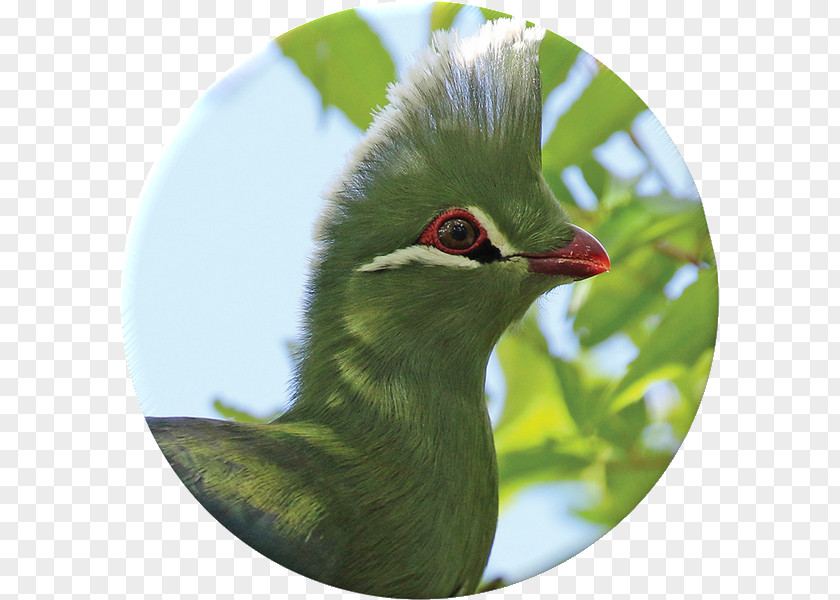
[430,2,462,32]
[275,10,394,130]
[212,398,283,423]
[542,63,647,176]
[240,1,718,571]
[538,30,582,103]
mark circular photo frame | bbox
[124,3,718,597]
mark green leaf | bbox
[542,65,647,178]
[498,445,593,505]
[596,172,644,211]
[212,398,281,423]
[476,577,507,593]
[576,453,672,527]
[538,30,581,102]
[578,157,608,201]
[478,7,514,21]
[573,246,678,348]
[276,10,395,130]
[594,399,648,451]
[636,192,705,215]
[568,192,713,350]
[591,192,711,273]
[551,358,584,421]
[552,358,612,433]
[609,267,718,412]
[493,313,578,451]
[668,347,714,439]
[430,2,463,32]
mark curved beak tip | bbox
[524,225,611,280]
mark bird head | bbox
[307,20,609,365]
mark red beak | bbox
[521,225,611,280]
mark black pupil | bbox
[438,218,477,250]
[451,223,468,241]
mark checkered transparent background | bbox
[2,0,836,598]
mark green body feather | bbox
[148,20,594,598]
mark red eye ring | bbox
[417,209,487,255]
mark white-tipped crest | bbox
[360,18,545,163]
[315,19,546,244]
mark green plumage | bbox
[148,20,606,598]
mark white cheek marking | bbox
[465,206,519,256]
[357,245,480,272]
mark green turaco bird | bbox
[148,19,610,598]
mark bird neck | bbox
[283,268,502,466]
[270,277,498,595]
[288,313,495,451]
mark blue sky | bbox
[123,3,698,585]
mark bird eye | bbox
[437,218,478,250]
[417,208,487,255]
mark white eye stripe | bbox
[357,245,479,272]
[465,206,517,256]
[356,208,519,273]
